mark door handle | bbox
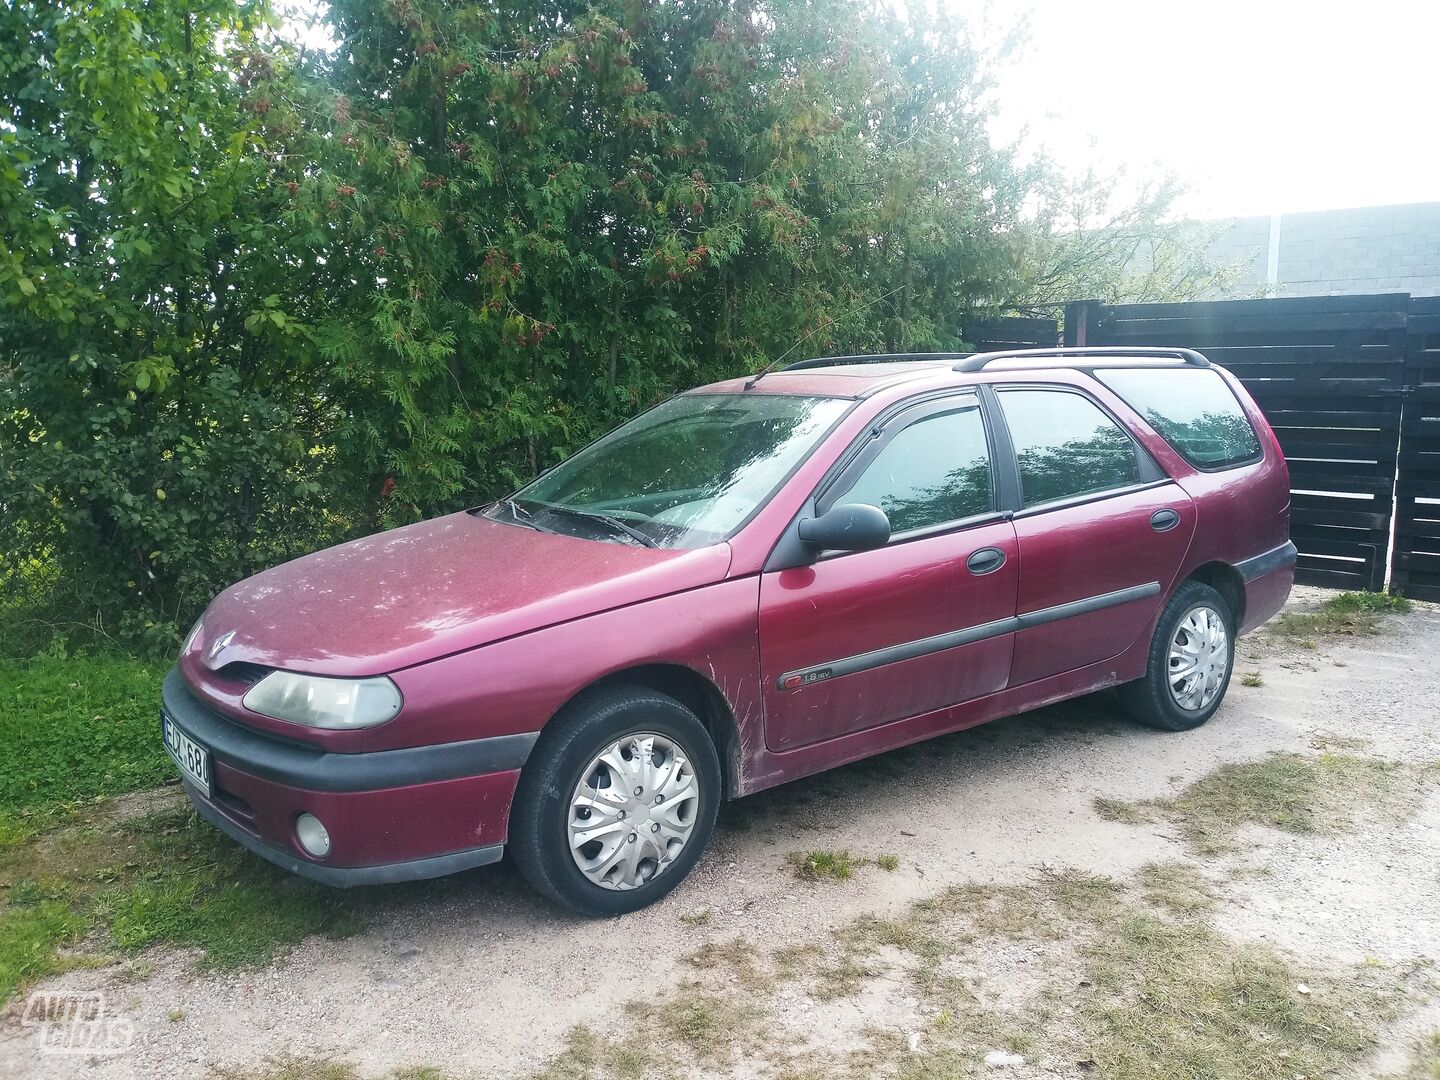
[966,547,1007,576]
[1150,508,1181,532]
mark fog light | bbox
[295,813,331,859]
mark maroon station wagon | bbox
[162,347,1295,914]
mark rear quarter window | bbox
[1097,368,1262,470]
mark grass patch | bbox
[1093,796,1153,826]
[0,648,169,836]
[685,937,769,990]
[1241,670,1264,687]
[1076,910,1377,1078]
[1137,860,1216,915]
[212,1057,450,1080]
[631,990,759,1060]
[0,804,373,1002]
[1095,752,1432,855]
[529,1026,650,1080]
[784,848,898,882]
[1271,589,1412,640]
[858,870,1386,1079]
[786,848,863,881]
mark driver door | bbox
[758,394,1019,752]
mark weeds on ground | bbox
[1271,590,1412,640]
[212,862,1402,1080]
[630,990,760,1061]
[1241,670,1264,687]
[785,849,898,882]
[212,1057,449,1080]
[1094,751,1433,855]
[529,1027,650,1080]
[678,906,712,927]
[1093,797,1153,825]
[685,938,769,990]
[1137,861,1216,915]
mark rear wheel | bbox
[1120,580,1235,732]
[510,685,720,915]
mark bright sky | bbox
[981,0,1440,220]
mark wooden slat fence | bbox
[966,316,1059,353]
[1393,297,1440,601]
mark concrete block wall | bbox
[1186,202,1440,299]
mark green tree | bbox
[309,0,1040,521]
[0,0,354,644]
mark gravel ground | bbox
[3,586,1438,1078]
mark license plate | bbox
[162,714,211,797]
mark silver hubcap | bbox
[568,733,699,891]
[1168,605,1230,711]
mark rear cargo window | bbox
[1097,368,1262,470]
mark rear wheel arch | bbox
[544,664,742,801]
[1183,561,1246,627]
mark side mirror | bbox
[796,503,891,553]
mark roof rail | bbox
[953,346,1210,373]
[782,352,973,372]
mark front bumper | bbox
[162,668,535,887]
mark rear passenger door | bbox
[759,393,1019,751]
[993,386,1196,687]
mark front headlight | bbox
[242,671,403,730]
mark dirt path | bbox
[4,587,1439,1078]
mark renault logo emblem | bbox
[208,630,236,660]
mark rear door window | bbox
[997,389,1144,508]
[1097,368,1262,470]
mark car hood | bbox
[188,512,734,677]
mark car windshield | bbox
[493,393,851,549]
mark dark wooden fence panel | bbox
[1068,294,1410,591]
[1393,296,1440,602]
[966,317,1058,353]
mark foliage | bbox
[0,0,362,645]
[1,0,1222,646]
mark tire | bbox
[509,684,721,916]
[1120,580,1236,732]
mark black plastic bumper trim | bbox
[162,668,537,793]
[184,783,503,887]
[776,581,1161,690]
[1236,540,1298,582]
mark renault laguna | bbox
[162,347,1295,914]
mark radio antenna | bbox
[743,285,907,390]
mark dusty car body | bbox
[162,348,1295,913]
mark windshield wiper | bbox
[494,498,543,532]
[537,504,658,548]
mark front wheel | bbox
[1120,581,1235,732]
[509,685,721,915]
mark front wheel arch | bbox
[545,663,742,801]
